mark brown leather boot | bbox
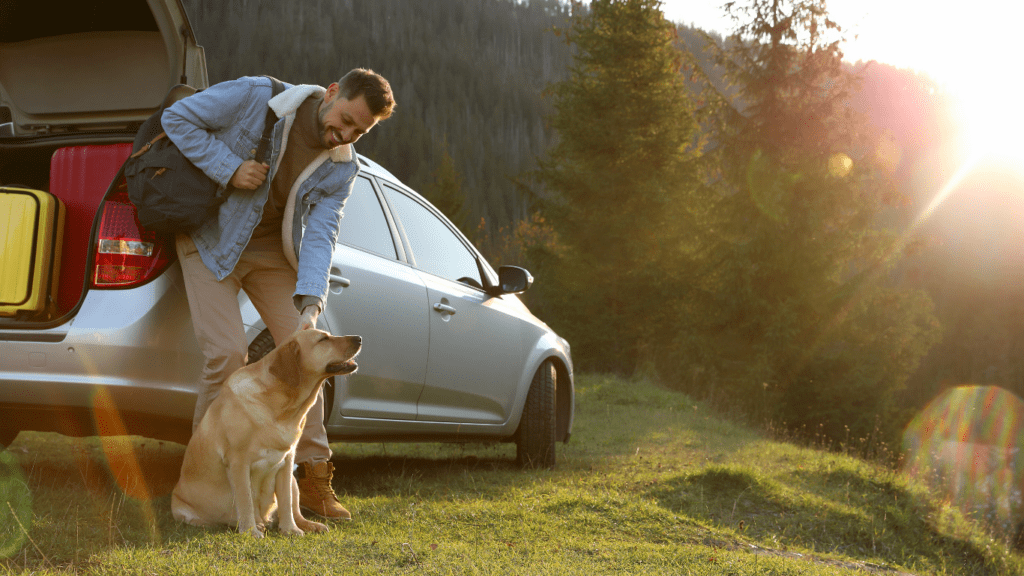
[295,460,351,520]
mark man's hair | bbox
[337,68,395,120]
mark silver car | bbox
[0,0,573,467]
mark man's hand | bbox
[297,305,320,332]
[230,160,269,190]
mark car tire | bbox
[246,329,276,365]
[516,360,556,469]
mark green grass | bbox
[0,374,1020,575]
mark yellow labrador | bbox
[172,329,361,537]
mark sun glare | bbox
[950,82,1024,168]
[903,0,1024,171]
[825,0,1024,170]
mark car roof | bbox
[357,154,402,185]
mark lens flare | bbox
[91,388,163,543]
[828,153,853,178]
[902,385,1024,531]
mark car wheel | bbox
[246,329,276,365]
[516,360,556,469]
[246,329,335,422]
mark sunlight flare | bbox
[951,87,1024,169]
[903,385,1024,533]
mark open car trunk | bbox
[1,140,132,323]
[0,0,207,327]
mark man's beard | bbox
[317,100,342,148]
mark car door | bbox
[382,184,527,424]
[322,175,428,421]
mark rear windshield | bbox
[0,1,159,43]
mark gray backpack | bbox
[124,76,283,233]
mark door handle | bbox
[433,303,457,315]
[329,273,351,287]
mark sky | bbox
[656,0,1024,162]
[660,0,1012,80]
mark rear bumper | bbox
[0,269,201,440]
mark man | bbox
[162,69,395,520]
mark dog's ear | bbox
[268,339,301,388]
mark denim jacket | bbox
[161,76,359,308]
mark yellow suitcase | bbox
[0,187,66,319]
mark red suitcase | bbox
[49,143,133,314]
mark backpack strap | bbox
[254,75,285,164]
[129,132,168,159]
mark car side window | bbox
[336,176,398,259]
[384,185,482,287]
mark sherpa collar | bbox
[268,84,353,163]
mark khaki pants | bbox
[176,234,331,464]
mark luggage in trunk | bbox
[49,143,133,314]
[0,186,65,319]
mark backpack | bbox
[124,76,285,234]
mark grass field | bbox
[0,374,1019,575]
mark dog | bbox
[171,329,361,537]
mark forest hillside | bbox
[181,0,1024,442]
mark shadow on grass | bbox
[330,443,531,500]
[3,435,483,554]
[13,435,184,501]
[647,463,996,573]
[12,434,526,504]
[4,434,531,566]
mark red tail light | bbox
[92,184,174,288]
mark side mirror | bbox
[489,266,533,296]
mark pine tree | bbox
[535,0,704,374]
[422,141,469,236]
[697,0,941,442]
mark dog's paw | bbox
[241,525,265,539]
[279,525,305,537]
[297,518,329,533]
